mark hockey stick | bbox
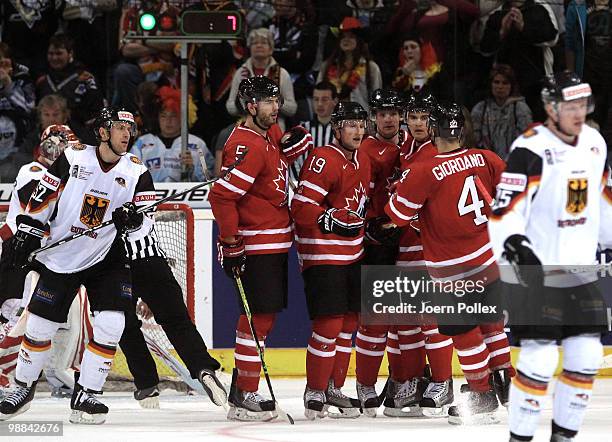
[233,272,294,424]
[472,174,495,207]
[27,150,248,262]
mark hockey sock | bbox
[398,326,426,380]
[332,312,358,388]
[508,371,548,440]
[452,327,491,392]
[307,315,344,391]
[235,313,275,392]
[422,324,453,382]
[15,335,51,386]
[481,321,515,375]
[386,326,407,382]
[15,313,60,386]
[552,371,594,435]
[79,340,116,391]
[355,324,388,386]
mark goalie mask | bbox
[39,124,77,163]
[429,101,464,140]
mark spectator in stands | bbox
[226,28,297,128]
[18,94,72,163]
[187,0,245,147]
[113,0,181,113]
[131,86,214,182]
[471,64,532,158]
[565,0,587,78]
[391,34,443,97]
[36,34,104,145]
[570,0,612,141]
[134,81,161,136]
[0,43,35,183]
[479,0,558,121]
[289,80,338,182]
[317,17,382,111]
[0,1,62,79]
[265,0,318,120]
[386,0,480,102]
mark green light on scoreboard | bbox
[139,13,157,31]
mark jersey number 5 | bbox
[458,175,487,226]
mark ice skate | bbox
[383,377,425,417]
[227,370,276,422]
[134,385,160,409]
[198,368,228,407]
[304,386,326,420]
[419,378,454,417]
[0,379,36,420]
[448,389,499,425]
[492,368,512,407]
[69,382,108,425]
[356,382,380,417]
[325,380,361,418]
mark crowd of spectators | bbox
[0,0,611,183]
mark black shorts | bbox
[303,261,361,319]
[232,253,288,315]
[437,279,505,336]
[509,282,608,341]
[0,238,29,303]
[29,242,133,323]
[364,243,398,265]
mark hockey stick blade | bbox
[27,150,249,262]
[233,273,294,424]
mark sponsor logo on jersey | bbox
[544,149,554,165]
[591,146,600,155]
[525,399,540,408]
[557,217,586,228]
[566,178,588,214]
[134,192,156,203]
[30,165,42,172]
[79,194,110,228]
[71,143,86,151]
[130,156,143,165]
[115,177,126,187]
[42,174,60,189]
[33,287,56,304]
[71,165,79,178]
[70,225,98,238]
[121,283,133,299]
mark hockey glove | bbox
[112,202,144,233]
[217,236,246,278]
[9,215,45,268]
[365,216,401,246]
[318,208,364,238]
[280,126,313,162]
[503,234,544,288]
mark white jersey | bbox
[131,133,214,182]
[5,161,46,235]
[488,123,612,286]
[26,144,155,273]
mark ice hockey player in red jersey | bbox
[291,101,370,420]
[209,76,311,422]
[379,91,456,418]
[489,72,611,442]
[0,107,154,424]
[384,102,515,425]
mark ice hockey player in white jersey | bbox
[488,71,612,442]
[131,86,214,182]
[0,125,83,396]
[0,107,155,425]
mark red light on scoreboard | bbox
[180,11,242,37]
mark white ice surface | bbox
[3,377,610,442]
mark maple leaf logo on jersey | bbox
[345,182,367,217]
[273,158,289,205]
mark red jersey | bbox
[209,123,292,255]
[359,131,408,218]
[399,136,436,171]
[385,148,505,280]
[291,144,371,270]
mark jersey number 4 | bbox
[458,175,487,226]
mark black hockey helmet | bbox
[406,90,437,116]
[429,101,464,139]
[369,89,405,119]
[93,106,136,141]
[330,101,368,127]
[541,71,593,111]
[238,76,283,114]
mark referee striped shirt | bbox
[124,221,167,261]
[289,117,334,183]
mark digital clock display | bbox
[181,11,242,37]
